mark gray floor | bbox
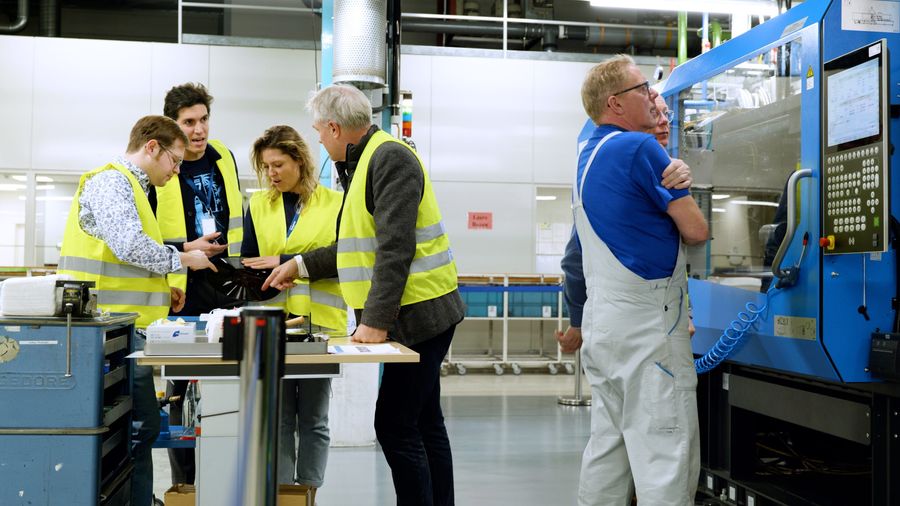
[152,373,594,505]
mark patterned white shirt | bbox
[78,157,182,275]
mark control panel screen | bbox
[822,39,889,255]
[827,59,880,147]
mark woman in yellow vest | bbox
[241,125,345,491]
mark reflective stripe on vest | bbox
[248,185,347,331]
[155,140,244,291]
[57,163,171,329]
[336,130,458,309]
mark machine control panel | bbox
[822,39,889,254]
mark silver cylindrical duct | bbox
[235,307,285,506]
[333,0,387,89]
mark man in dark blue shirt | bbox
[150,82,245,488]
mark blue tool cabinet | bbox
[0,313,137,505]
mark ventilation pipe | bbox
[0,0,28,34]
[40,0,59,37]
[402,20,680,52]
[333,0,387,88]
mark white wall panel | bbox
[429,56,533,183]
[32,38,153,171]
[399,54,432,172]
[209,46,318,178]
[532,60,595,185]
[0,36,35,170]
[433,181,533,274]
[150,43,210,116]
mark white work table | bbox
[130,338,417,506]
[134,337,419,366]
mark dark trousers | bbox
[166,380,195,484]
[374,325,455,506]
[132,332,161,506]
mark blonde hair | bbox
[250,125,317,204]
[581,55,635,125]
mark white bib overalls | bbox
[574,131,700,506]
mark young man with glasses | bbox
[58,115,217,506]
[151,82,245,486]
[564,55,708,505]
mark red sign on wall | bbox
[467,212,493,230]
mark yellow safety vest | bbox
[249,185,347,332]
[155,139,243,292]
[58,163,171,329]
[336,130,458,309]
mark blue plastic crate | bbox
[460,287,503,318]
[507,289,560,317]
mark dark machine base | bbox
[697,364,900,506]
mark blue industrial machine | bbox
[0,313,136,505]
[657,1,900,504]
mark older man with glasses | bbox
[558,79,692,357]
[563,55,709,506]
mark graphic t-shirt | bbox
[179,155,229,240]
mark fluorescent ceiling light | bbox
[11,175,54,183]
[730,200,778,207]
[18,195,72,201]
[712,194,731,200]
[536,195,557,201]
[712,207,727,213]
[0,183,25,191]
[588,0,778,16]
[36,185,55,191]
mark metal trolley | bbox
[447,274,575,376]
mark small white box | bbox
[487,305,498,318]
[542,305,552,318]
[146,321,196,341]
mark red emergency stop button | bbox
[819,235,835,250]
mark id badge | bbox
[201,214,217,236]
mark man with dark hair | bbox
[152,82,244,485]
[58,115,216,506]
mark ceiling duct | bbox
[333,0,387,89]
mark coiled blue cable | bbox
[694,287,774,374]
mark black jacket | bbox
[303,126,465,346]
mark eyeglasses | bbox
[658,109,676,123]
[160,144,183,168]
[612,80,650,97]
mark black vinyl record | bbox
[206,257,283,302]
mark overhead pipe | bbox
[388,0,402,128]
[401,20,680,51]
[40,0,59,37]
[710,19,722,48]
[677,11,687,64]
[0,0,28,33]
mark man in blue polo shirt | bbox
[558,94,693,354]
[572,55,709,505]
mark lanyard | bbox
[287,202,302,238]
